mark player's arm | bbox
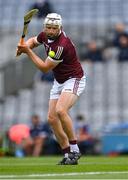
[26,36,40,49]
[16,36,39,56]
[17,43,59,73]
[27,48,58,72]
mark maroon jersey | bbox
[37,31,84,83]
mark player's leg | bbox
[55,92,82,163]
[56,92,78,141]
[48,99,77,165]
[47,77,85,164]
[56,92,81,159]
[48,80,73,164]
[48,99,69,149]
[56,76,86,162]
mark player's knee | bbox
[47,113,56,125]
[56,106,66,118]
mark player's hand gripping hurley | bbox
[16,9,38,56]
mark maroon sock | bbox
[69,140,77,145]
[62,146,70,154]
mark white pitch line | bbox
[0,171,128,178]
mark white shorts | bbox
[50,75,86,99]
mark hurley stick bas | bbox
[16,9,38,56]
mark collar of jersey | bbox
[48,39,54,43]
[48,30,62,43]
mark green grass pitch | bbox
[0,156,128,179]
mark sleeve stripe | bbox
[55,46,63,59]
[47,56,63,63]
[57,47,63,59]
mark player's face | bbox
[44,24,61,40]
